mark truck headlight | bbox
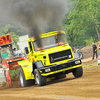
[69,55,72,58]
[75,60,81,64]
[45,68,51,72]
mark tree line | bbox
[64,0,100,47]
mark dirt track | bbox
[0,59,100,100]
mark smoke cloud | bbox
[0,0,69,47]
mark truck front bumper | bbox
[38,59,82,76]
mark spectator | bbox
[92,42,98,60]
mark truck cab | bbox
[19,30,83,87]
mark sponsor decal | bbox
[54,55,68,61]
[27,65,32,67]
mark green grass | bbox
[83,61,99,68]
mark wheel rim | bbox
[79,53,82,59]
[35,72,40,85]
[19,73,24,87]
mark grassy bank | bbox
[83,61,99,68]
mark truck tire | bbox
[19,67,35,87]
[34,69,46,86]
[72,66,83,78]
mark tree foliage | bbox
[64,0,100,46]
[0,24,20,47]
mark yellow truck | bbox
[18,30,83,87]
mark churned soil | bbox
[0,58,100,100]
[0,76,21,90]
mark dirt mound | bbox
[81,42,100,59]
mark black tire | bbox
[72,66,83,78]
[19,67,35,87]
[34,69,46,86]
[55,74,66,79]
[77,51,83,59]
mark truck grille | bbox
[49,49,72,63]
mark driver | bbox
[1,50,9,58]
[55,35,59,43]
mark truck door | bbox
[28,42,34,62]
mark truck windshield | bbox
[33,34,67,51]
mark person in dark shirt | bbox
[92,42,98,60]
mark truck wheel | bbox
[34,69,46,86]
[19,67,35,87]
[72,66,83,78]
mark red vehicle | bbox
[0,34,27,86]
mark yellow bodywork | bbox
[18,30,82,80]
[18,59,34,80]
[28,30,75,67]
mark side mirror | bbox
[25,47,29,54]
